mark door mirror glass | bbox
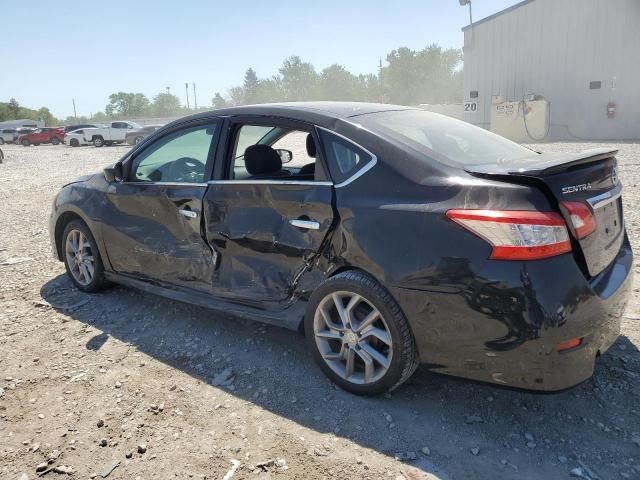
[276,149,293,164]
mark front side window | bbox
[129,124,216,183]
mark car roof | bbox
[182,102,418,126]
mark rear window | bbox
[357,110,532,167]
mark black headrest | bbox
[306,133,317,158]
[244,144,282,175]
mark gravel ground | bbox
[0,141,639,480]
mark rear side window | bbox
[319,130,372,184]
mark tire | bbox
[33,143,40,146]
[134,136,144,145]
[93,136,104,147]
[305,270,419,395]
[61,220,108,293]
[70,138,79,147]
[22,139,30,147]
[0,138,4,145]
[51,137,60,145]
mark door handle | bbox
[179,208,198,219]
[289,219,320,230]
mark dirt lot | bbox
[0,141,639,480]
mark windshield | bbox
[357,110,533,167]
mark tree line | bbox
[213,44,462,108]
[1,44,462,125]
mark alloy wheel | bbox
[65,229,95,286]
[313,291,393,385]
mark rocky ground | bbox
[0,141,639,480]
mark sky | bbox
[1,0,517,118]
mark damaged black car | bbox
[49,102,632,395]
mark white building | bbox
[0,119,44,129]
[462,0,640,141]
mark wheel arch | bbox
[54,211,85,261]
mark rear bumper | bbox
[394,235,633,391]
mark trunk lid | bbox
[465,148,623,277]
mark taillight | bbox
[561,202,596,239]
[446,209,571,260]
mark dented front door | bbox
[203,181,335,304]
[102,183,215,291]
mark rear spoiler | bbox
[465,148,618,177]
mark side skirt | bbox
[104,272,306,331]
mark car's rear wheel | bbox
[70,138,79,147]
[305,270,419,395]
[51,137,60,145]
[93,136,104,147]
[62,220,107,293]
[21,139,30,147]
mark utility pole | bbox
[459,0,473,46]
[185,82,190,109]
[72,99,77,120]
[192,82,198,110]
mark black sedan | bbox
[49,102,632,395]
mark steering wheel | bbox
[167,157,206,182]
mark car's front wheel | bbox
[62,220,108,292]
[305,270,419,395]
[70,138,79,147]
[93,136,104,147]
[51,137,60,145]
[21,139,30,147]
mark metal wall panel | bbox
[462,0,640,140]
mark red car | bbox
[18,127,65,146]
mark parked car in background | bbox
[64,124,101,134]
[125,125,163,145]
[63,129,92,147]
[49,102,632,395]
[83,121,142,147]
[0,129,17,144]
[13,127,37,143]
[18,127,65,146]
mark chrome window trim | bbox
[587,183,623,209]
[316,126,378,188]
[208,180,333,186]
[120,181,209,187]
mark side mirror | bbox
[276,149,293,164]
[103,162,124,183]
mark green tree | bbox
[212,92,227,109]
[381,44,462,105]
[243,68,260,104]
[37,107,56,126]
[279,56,318,101]
[92,112,110,122]
[254,76,284,103]
[105,92,150,117]
[151,92,182,117]
[318,64,360,101]
[8,98,20,119]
